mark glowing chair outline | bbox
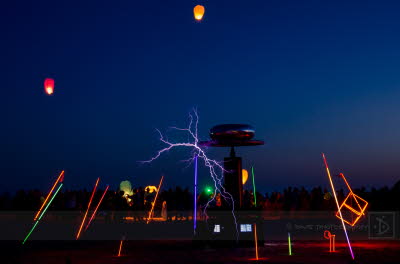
[335,173,368,226]
[324,230,336,252]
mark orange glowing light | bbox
[242,169,249,185]
[145,185,157,193]
[34,170,64,221]
[254,223,259,260]
[76,177,99,240]
[44,78,54,95]
[117,239,124,257]
[193,5,205,21]
[324,230,336,252]
[336,173,368,226]
[146,175,164,224]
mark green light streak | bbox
[22,183,63,244]
[251,166,257,207]
[288,232,292,256]
[22,221,39,245]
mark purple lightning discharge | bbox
[141,110,238,237]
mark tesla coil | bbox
[198,124,264,246]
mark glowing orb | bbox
[324,192,332,200]
[193,5,205,21]
[205,186,213,194]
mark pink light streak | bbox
[322,153,355,260]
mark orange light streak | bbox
[146,175,164,224]
[254,223,259,260]
[76,177,99,240]
[85,185,109,231]
[34,170,64,220]
[118,239,124,257]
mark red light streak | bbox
[34,170,64,221]
[146,175,164,224]
[76,177,99,240]
[85,185,109,231]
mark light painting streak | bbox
[76,177,99,240]
[324,230,336,252]
[147,175,164,224]
[141,110,238,237]
[335,173,368,226]
[322,153,354,260]
[23,183,63,244]
[251,166,257,207]
[85,185,109,231]
[194,155,198,234]
[254,223,259,260]
[117,239,124,257]
[34,170,64,220]
[288,232,292,256]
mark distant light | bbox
[44,78,54,95]
[193,5,205,21]
[242,169,248,185]
[214,224,220,233]
[205,186,213,194]
[240,224,252,232]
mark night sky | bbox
[2,0,400,193]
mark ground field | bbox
[2,240,399,264]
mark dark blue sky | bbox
[1,0,400,193]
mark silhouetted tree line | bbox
[0,180,399,212]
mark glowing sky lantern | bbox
[44,78,54,95]
[193,5,205,21]
[242,169,248,185]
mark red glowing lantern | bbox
[44,78,54,95]
[193,5,205,21]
